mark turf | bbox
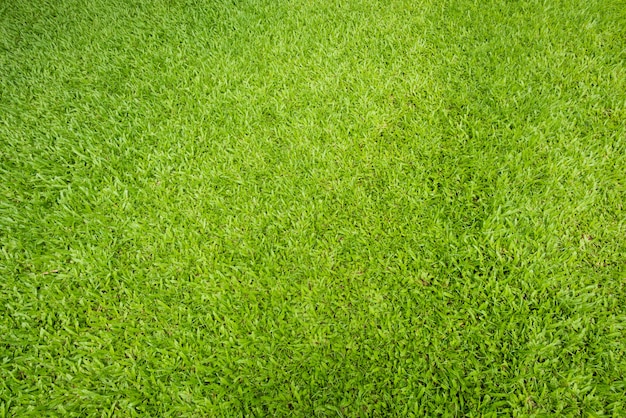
[1,0,625,415]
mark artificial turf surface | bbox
[1,0,625,415]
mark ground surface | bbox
[1,0,625,415]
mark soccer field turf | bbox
[1,0,625,415]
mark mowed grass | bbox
[1,0,625,415]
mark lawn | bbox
[1,0,625,415]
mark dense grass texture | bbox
[1,0,626,415]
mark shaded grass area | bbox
[1,0,625,415]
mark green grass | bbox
[1,0,625,415]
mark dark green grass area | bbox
[1,0,625,415]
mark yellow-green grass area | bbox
[1,0,625,415]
